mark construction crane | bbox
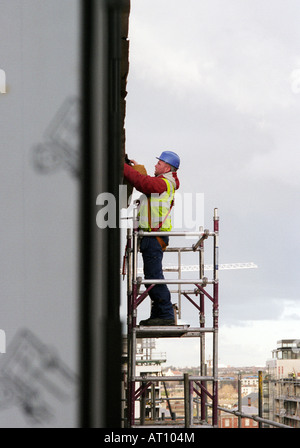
[136,262,258,274]
[165,262,257,272]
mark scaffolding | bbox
[123,205,220,427]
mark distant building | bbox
[219,395,259,428]
[241,376,258,396]
[264,339,300,428]
[267,339,300,379]
[164,368,183,377]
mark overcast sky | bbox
[122,0,300,367]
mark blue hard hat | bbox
[156,151,180,169]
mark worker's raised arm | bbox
[124,163,167,195]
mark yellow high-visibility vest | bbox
[138,178,175,231]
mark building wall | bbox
[274,379,300,428]
[264,341,300,427]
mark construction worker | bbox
[124,151,180,326]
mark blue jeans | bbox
[140,236,174,320]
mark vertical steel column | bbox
[258,370,263,428]
[178,249,182,318]
[132,228,138,329]
[190,379,194,426]
[126,228,133,427]
[212,208,219,427]
[127,228,132,330]
[199,226,206,422]
[128,325,137,427]
[238,372,242,428]
[79,0,128,428]
[184,373,190,428]
[151,383,156,421]
[140,381,146,425]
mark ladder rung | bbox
[141,279,214,285]
[133,375,215,382]
[135,325,214,338]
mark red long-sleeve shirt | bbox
[123,163,180,195]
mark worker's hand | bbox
[125,154,138,166]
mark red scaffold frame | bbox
[125,208,219,428]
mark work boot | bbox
[139,317,175,326]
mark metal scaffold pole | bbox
[124,207,220,428]
[199,225,206,422]
[212,207,219,427]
